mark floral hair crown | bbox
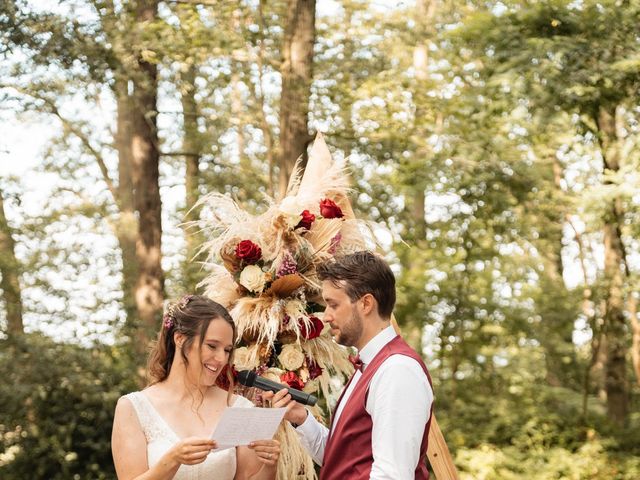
[163,294,194,330]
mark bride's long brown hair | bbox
[147,295,237,401]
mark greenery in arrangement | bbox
[1,0,639,478]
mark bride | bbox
[111,295,280,480]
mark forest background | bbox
[1,0,639,478]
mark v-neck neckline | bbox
[138,392,182,440]
[138,392,237,441]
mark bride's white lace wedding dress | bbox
[125,392,253,480]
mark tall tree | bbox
[457,0,640,424]
[398,0,439,350]
[114,77,139,338]
[277,0,316,197]
[525,119,580,388]
[179,62,204,293]
[0,187,24,336]
[1,1,169,347]
[129,0,164,343]
[409,0,437,242]
[597,105,629,423]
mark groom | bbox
[268,251,434,479]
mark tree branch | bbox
[2,85,119,205]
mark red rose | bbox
[235,240,262,264]
[319,198,344,218]
[299,315,324,340]
[280,371,305,390]
[295,209,316,230]
[306,357,323,380]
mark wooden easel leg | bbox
[426,414,459,479]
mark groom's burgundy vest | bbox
[319,335,433,480]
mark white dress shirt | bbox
[295,325,433,480]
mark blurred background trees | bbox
[1,0,639,478]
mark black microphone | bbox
[236,370,318,406]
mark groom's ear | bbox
[359,293,376,316]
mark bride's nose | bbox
[213,349,227,363]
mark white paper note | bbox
[211,407,286,450]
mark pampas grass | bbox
[195,134,383,480]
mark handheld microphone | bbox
[236,370,318,406]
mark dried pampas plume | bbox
[196,133,381,480]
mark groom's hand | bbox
[263,389,308,427]
[248,439,281,467]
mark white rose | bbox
[279,196,302,228]
[239,265,266,293]
[278,344,305,370]
[233,346,259,370]
[262,367,284,383]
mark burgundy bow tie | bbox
[349,354,364,372]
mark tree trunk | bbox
[130,0,164,347]
[567,217,605,417]
[180,63,204,293]
[0,188,24,335]
[629,295,640,387]
[277,0,316,198]
[114,79,139,334]
[602,216,627,424]
[596,105,629,425]
[536,155,576,387]
[409,0,437,241]
[397,0,438,348]
[592,301,608,402]
[232,65,249,174]
[255,0,277,198]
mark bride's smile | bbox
[192,320,234,385]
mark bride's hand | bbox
[171,437,217,465]
[248,439,280,467]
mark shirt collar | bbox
[358,325,396,366]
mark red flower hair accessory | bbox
[163,294,194,330]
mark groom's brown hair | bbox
[317,250,396,318]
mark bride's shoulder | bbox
[117,386,158,407]
[113,391,142,419]
[118,390,141,403]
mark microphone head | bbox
[236,370,256,387]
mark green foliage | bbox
[0,334,137,479]
[437,345,640,478]
[456,441,640,480]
